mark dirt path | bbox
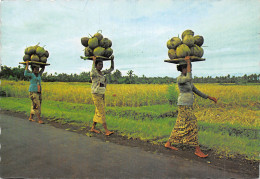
[0,112,258,178]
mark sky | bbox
[0,0,260,77]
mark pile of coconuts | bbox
[81,31,113,58]
[167,29,204,59]
[23,43,49,63]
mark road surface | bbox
[0,113,246,178]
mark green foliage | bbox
[1,97,259,161]
[166,83,178,105]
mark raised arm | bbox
[24,61,32,77]
[177,56,192,84]
[90,56,99,78]
[102,55,114,75]
[39,65,45,75]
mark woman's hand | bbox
[184,56,191,63]
[208,96,217,104]
[110,55,114,61]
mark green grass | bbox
[0,97,259,161]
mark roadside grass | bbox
[0,97,259,161]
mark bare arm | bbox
[39,66,45,75]
[90,56,98,78]
[102,55,114,75]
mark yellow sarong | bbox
[92,94,106,124]
[29,92,42,115]
[168,106,198,146]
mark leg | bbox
[90,122,100,133]
[29,93,36,122]
[102,123,113,136]
[29,113,35,122]
[194,146,208,158]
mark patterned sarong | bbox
[168,106,198,146]
[92,93,106,124]
[29,92,42,115]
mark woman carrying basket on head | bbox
[90,55,114,136]
[24,61,45,124]
[165,56,217,158]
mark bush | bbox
[167,83,178,105]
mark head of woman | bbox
[31,65,40,74]
[95,59,103,71]
[177,63,192,75]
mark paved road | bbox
[0,113,245,178]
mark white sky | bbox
[1,0,260,77]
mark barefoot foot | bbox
[90,128,100,134]
[165,141,178,151]
[195,151,208,158]
[29,118,35,122]
[105,131,114,136]
[38,120,44,124]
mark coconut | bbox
[104,48,113,57]
[81,37,89,47]
[28,46,36,55]
[36,46,46,57]
[40,56,47,63]
[23,54,31,61]
[194,35,204,47]
[168,49,177,59]
[100,38,112,48]
[190,45,204,57]
[167,37,182,49]
[181,29,194,39]
[44,50,49,58]
[93,47,105,56]
[182,35,195,47]
[94,32,103,42]
[176,44,191,58]
[24,47,30,55]
[31,54,40,62]
[88,37,99,49]
[84,47,93,57]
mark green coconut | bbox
[190,45,204,57]
[36,46,46,57]
[194,35,204,47]
[183,35,195,47]
[100,38,112,48]
[176,44,191,58]
[24,47,30,55]
[94,32,103,42]
[84,47,93,57]
[28,46,36,55]
[168,49,177,59]
[31,54,40,62]
[40,56,47,63]
[81,37,89,47]
[88,37,99,49]
[93,47,105,56]
[44,50,49,58]
[167,37,182,49]
[104,48,113,57]
[23,54,31,61]
[181,29,194,39]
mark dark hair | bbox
[95,59,103,66]
[177,64,187,72]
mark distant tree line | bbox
[0,65,259,84]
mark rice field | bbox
[1,80,260,127]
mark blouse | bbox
[177,72,208,106]
[90,61,114,94]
